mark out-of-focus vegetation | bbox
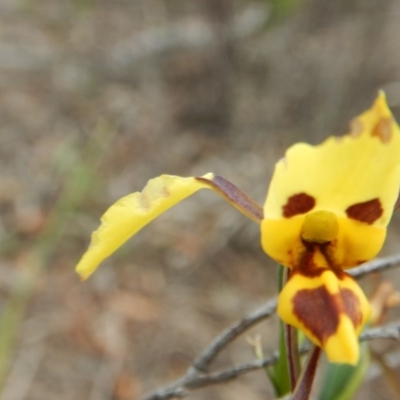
[1,0,400,399]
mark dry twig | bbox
[349,253,400,278]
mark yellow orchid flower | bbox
[262,92,400,364]
[75,92,400,365]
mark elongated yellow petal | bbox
[278,269,371,365]
[76,173,214,280]
[262,92,400,268]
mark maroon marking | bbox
[282,193,316,218]
[292,241,324,277]
[341,288,362,327]
[195,175,264,222]
[296,241,317,273]
[292,266,347,280]
[293,286,339,343]
[346,198,383,224]
[294,241,346,278]
[292,280,363,343]
[293,268,327,279]
[371,118,393,144]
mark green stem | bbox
[267,265,291,396]
[282,267,300,390]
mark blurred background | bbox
[1,0,400,399]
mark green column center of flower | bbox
[301,210,339,243]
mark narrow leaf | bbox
[267,265,292,396]
[319,341,370,400]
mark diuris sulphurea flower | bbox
[76,92,400,365]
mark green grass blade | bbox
[319,341,370,400]
[266,265,292,396]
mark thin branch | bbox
[142,322,400,400]
[188,352,279,389]
[193,298,277,373]
[360,322,400,341]
[142,352,280,400]
[349,253,400,279]
[142,254,400,400]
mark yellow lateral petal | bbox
[262,92,400,267]
[76,173,214,280]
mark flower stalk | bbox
[292,346,321,400]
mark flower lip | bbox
[278,268,371,365]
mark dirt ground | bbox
[1,0,400,399]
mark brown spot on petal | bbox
[346,198,383,224]
[283,193,316,218]
[371,118,393,143]
[293,286,339,343]
[341,288,362,327]
[292,282,363,343]
[349,118,363,138]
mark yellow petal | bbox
[76,173,214,280]
[262,92,400,268]
[278,269,371,365]
[324,315,359,365]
